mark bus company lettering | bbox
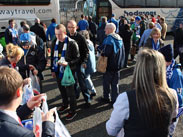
[124,10,156,16]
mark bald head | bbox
[105,23,116,35]
[35,18,40,24]
[68,20,77,27]
[67,20,77,36]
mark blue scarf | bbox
[152,39,160,50]
[53,37,68,79]
[166,59,175,81]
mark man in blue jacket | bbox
[46,18,58,41]
[98,23,125,104]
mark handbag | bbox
[61,65,75,86]
[130,45,137,56]
[97,55,108,73]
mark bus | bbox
[0,0,60,35]
[91,0,183,32]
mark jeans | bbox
[85,74,96,94]
[56,74,76,112]
[103,71,120,102]
[74,65,91,103]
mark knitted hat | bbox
[159,44,174,62]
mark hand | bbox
[23,78,31,86]
[51,72,56,78]
[27,94,46,110]
[29,65,35,70]
[59,61,68,67]
[82,63,87,69]
[42,108,55,122]
[33,69,38,75]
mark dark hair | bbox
[124,24,130,30]
[88,16,92,21]
[23,24,30,31]
[51,18,56,23]
[0,67,23,106]
[20,21,26,27]
[9,19,14,24]
[81,14,84,19]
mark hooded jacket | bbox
[98,33,125,71]
[46,23,57,41]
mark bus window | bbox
[160,0,176,7]
[178,0,183,7]
[112,0,124,7]
[125,0,145,7]
[146,0,159,7]
[0,0,50,5]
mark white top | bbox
[106,90,178,137]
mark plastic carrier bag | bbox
[33,96,71,137]
[30,71,40,94]
[21,82,34,105]
[61,65,75,86]
[54,108,71,137]
[33,95,48,137]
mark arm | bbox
[80,36,89,64]
[35,48,46,72]
[138,31,145,47]
[106,92,129,136]
[46,28,50,41]
[5,29,10,44]
[17,104,33,120]
[68,41,80,67]
[42,121,55,137]
[50,39,56,72]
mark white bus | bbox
[0,0,60,36]
[93,0,183,32]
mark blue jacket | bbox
[46,23,57,40]
[85,40,96,75]
[167,64,183,108]
[98,33,125,71]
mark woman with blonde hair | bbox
[144,27,164,50]
[0,43,24,68]
[106,48,178,137]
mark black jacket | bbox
[174,28,183,49]
[30,23,46,42]
[0,57,11,67]
[0,104,55,137]
[17,46,46,79]
[67,32,89,65]
[51,37,80,72]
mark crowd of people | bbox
[0,13,182,137]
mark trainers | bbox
[90,93,96,99]
[66,112,77,120]
[58,106,68,112]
